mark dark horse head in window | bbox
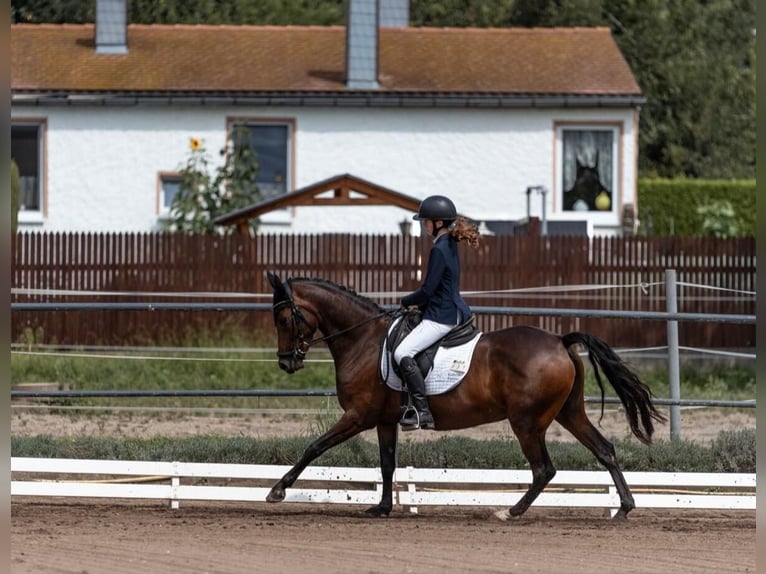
[563,152,612,211]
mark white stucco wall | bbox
[12,105,637,236]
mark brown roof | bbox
[214,173,422,232]
[11,24,641,96]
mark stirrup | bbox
[399,405,419,431]
[399,407,434,431]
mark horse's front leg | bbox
[266,411,366,503]
[365,422,398,517]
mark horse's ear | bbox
[267,271,282,291]
[575,156,584,173]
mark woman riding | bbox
[394,195,480,431]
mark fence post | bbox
[665,269,681,441]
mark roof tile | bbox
[11,24,641,95]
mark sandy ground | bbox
[10,502,755,574]
[11,407,756,573]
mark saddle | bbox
[386,310,479,379]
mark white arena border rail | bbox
[11,458,755,516]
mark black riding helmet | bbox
[412,195,457,222]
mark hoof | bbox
[266,487,285,503]
[493,509,512,522]
[612,510,629,521]
[365,505,391,517]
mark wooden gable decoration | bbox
[215,173,422,235]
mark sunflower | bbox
[189,137,202,151]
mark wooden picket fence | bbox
[10,232,755,347]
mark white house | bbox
[11,0,643,236]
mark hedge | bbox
[637,178,755,236]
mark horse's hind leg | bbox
[495,425,556,521]
[556,407,635,520]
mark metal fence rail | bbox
[8,388,755,409]
[9,301,756,324]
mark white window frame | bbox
[11,119,47,225]
[554,122,622,225]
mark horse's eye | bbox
[277,316,289,327]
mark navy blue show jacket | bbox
[401,233,471,325]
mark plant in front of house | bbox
[696,200,740,238]
[166,126,263,234]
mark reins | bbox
[306,308,398,347]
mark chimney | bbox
[345,0,379,89]
[95,0,128,54]
[379,0,410,28]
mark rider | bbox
[394,195,480,431]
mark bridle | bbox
[273,280,397,363]
[272,280,314,364]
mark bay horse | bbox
[265,273,665,520]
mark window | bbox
[11,121,45,220]
[158,173,182,217]
[557,124,619,214]
[229,120,292,199]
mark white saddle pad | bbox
[380,319,482,396]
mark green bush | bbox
[637,178,755,236]
[710,429,756,472]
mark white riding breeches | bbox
[393,318,455,365]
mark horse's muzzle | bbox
[278,357,304,374]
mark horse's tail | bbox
[562,332,666,445]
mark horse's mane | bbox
[290,277,383,314]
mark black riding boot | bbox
[399,357,435,431]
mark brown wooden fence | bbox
[11,232,755,348]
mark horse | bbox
[265,272,666,520]
[563,152,612,211]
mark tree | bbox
[509,0,604,26]
[12,0,93,23]
[411,0,516,27]
[165,127,262,234]
[605,0,756,178]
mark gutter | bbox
[11,91,646,108]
